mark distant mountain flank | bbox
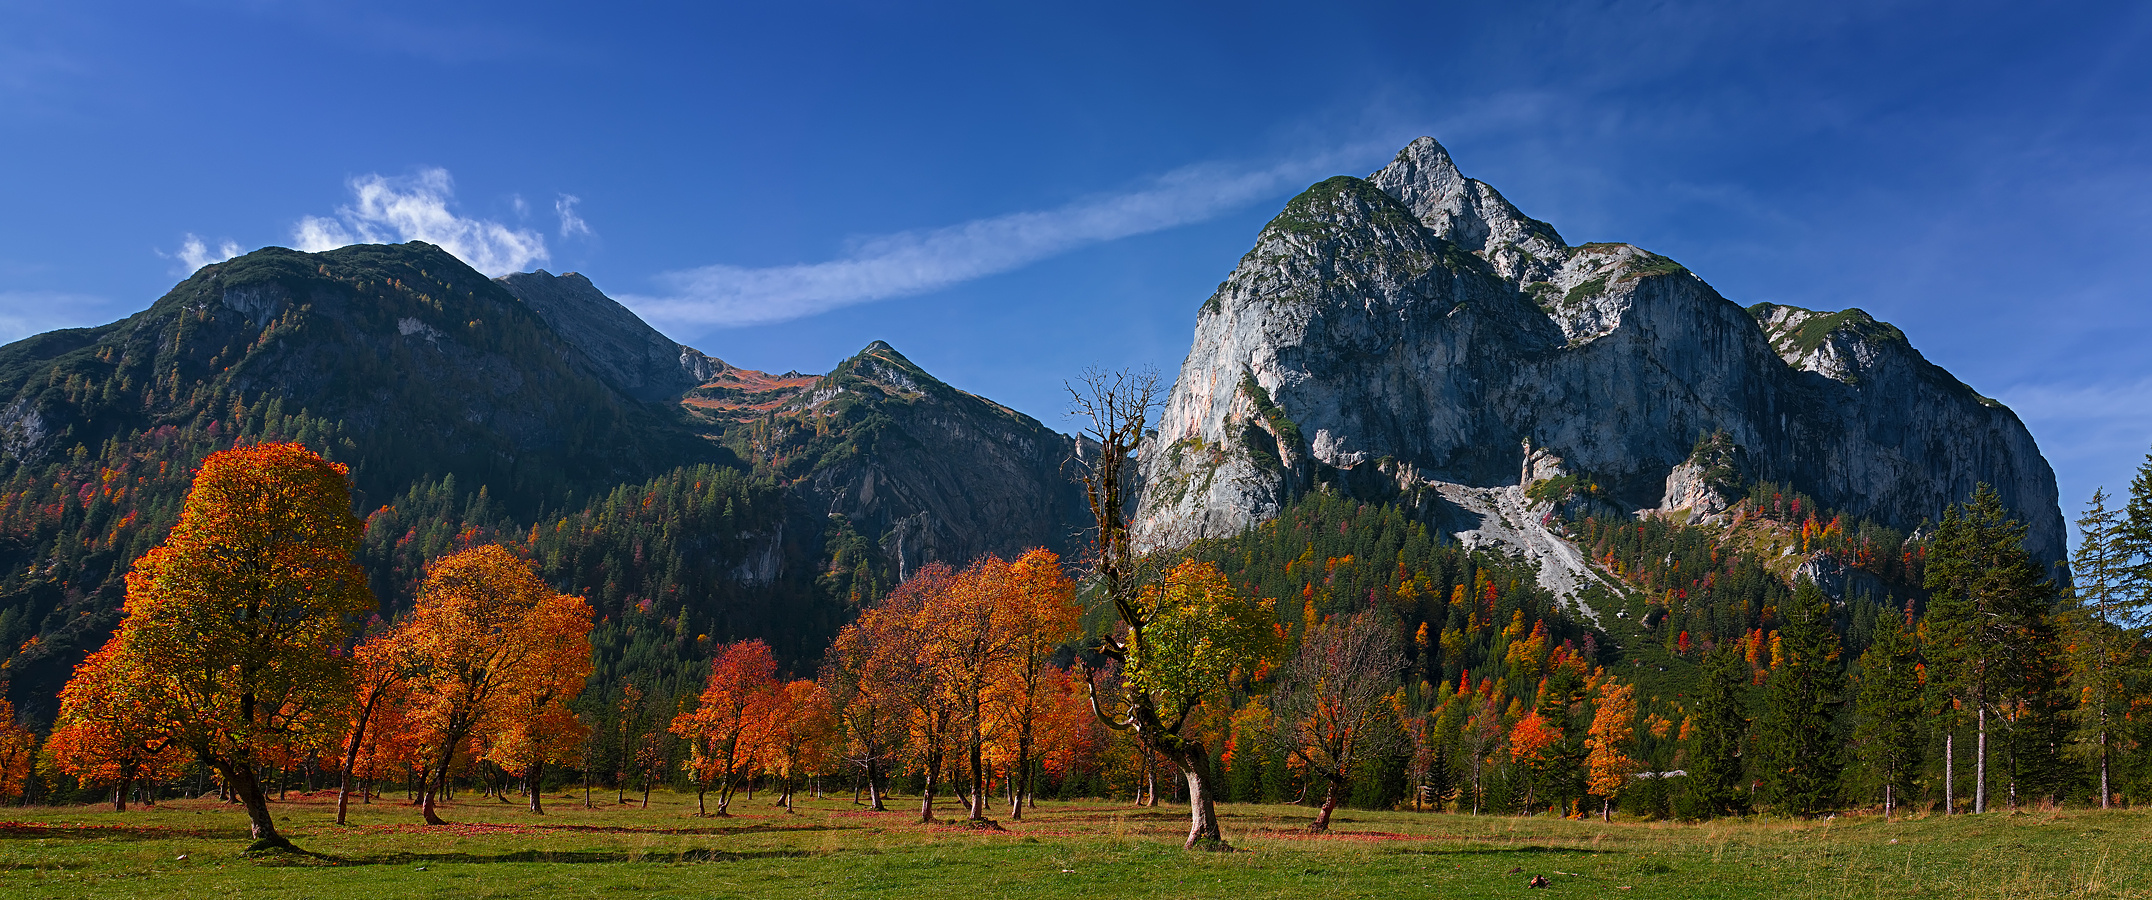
[1136,136,2063,590]
[0,243,1088,721]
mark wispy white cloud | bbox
[293,168,548,276]
[166,233,240,273]
[556,194,593,238]
[622,142,1397,328]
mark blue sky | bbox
[3,0,2148,535]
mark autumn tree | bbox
[1069,367,1281,850]
[823,616,907,811]
[1923,484,2053,814]
[45,642,186,810]
[102,443,371,850]
[862,563,965,823]
[760,678,837,811]
[1088,558,1279,847]
[0,699,33,804]
[670,639,778,816]
[1270,610,1406,831]
[989,548,1080,820]
[335,624,414,825]
[1584,680,1640,821]
[920,556,1019,822]
[399,544,591,825]
[480,586,593,814]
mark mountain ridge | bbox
[1136,136,2064,585]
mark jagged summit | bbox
[1138,137,2063,587]
[1366,136,1570,288]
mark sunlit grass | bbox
[0,790,2145,898]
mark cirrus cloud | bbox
[620,141,1398,329]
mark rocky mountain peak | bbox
[1747,302,1915,386]
[495,269,720,401]
[1367,136,1570,288]
[1138,137,2065,587]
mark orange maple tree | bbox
[822,613,909,811]
[759,678,838,810]
[1584,679,1641,821]
[670,639,778,816]
[396,544,592,825]
[0,698,39,804]
[985,548,1079,820]
[334,623,415,824]
[44,642,187,810]
[96,442,371,851]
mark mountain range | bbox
[0,137,2063,721]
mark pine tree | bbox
[1851,600,1923,815]
[1755,578,1846,816]
[1687,642,1752,817]
[1922,483,2054,814]
[2122,451,2152,622]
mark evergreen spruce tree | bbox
[1851,599,1923,815]
[2123,451,2152,620]
[1687,642,1752,817]
[1755,578,1846,816]
[1922,483,2055,814]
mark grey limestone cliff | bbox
[1136,137,2063,575]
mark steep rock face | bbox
[1137,137,2063,570]
[697,342,1094,578]
[496,270,720,402]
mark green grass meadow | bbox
[1,791,2146,899]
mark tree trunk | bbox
[527,761,545,814]
[1974,706,1987,814]
[918,749,941,824]
[2100,735,2111,810]
[1602,796,1611,822]
[1177,750,1228,851]
[112,775,132,813]
[867,762,886,812]
[422,761,450,825]
[222,760,292,851]
[1309,778,1341,832]
[1010,736,1031,821]
[1943,732,1954,815]
[697,786,708,817]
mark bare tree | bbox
[1271,611,1408,831]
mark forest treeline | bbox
[5,431,2152,833]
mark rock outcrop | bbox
[1136,137,2064,573]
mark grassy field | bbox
[1,790,2146,899]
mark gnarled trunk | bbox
[1176,750,1227,850]
[221,760,291,851]
[1309,778,1341,832]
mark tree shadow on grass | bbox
[266,848,829,868]
[0,822,228,842]
[1387,845,1612,856]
